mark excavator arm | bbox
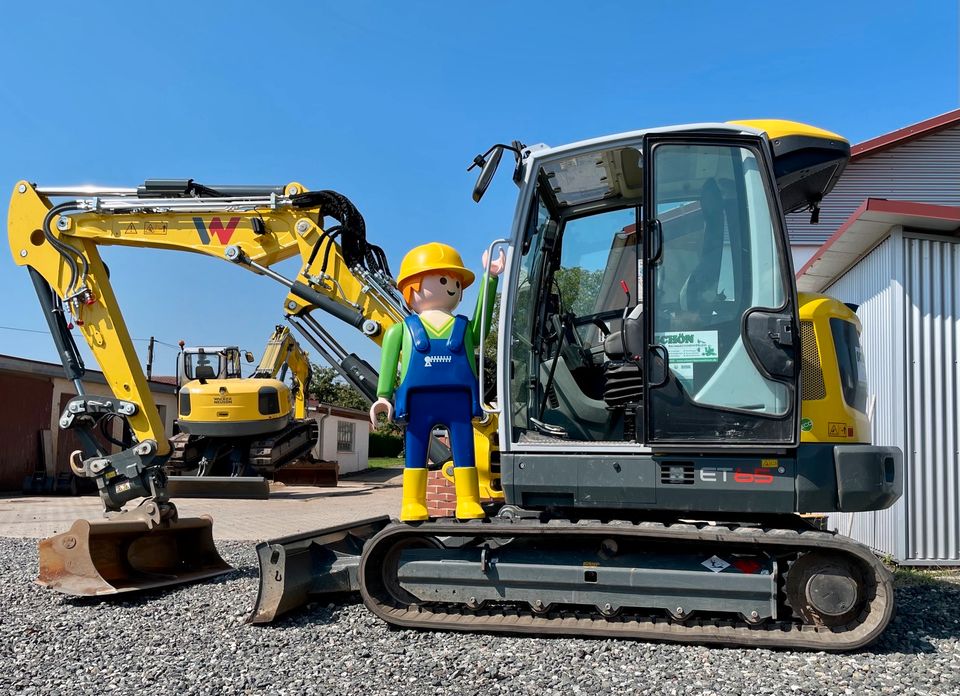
[253,325,312,420]
[7,179,406,514]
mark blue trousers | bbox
[403,388,476,470]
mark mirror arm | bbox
[467,143,523,172]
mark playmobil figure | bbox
[370,242,504,521]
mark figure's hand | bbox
[370,397,394,427]
[482,248,506,277]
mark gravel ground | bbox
[3,538,960,695]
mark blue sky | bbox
[1,1,957,377]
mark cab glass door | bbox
[643,137,798,444]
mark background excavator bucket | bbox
[37,515,233,596]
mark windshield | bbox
[508,164,643,443]
[183,351,223,381]
[557,208,639,347]
[181,348,242,381]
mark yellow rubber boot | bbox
[400,468,429,522]
[453,466,485,520]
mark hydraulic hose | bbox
[42,201,86,294]
[290,190,392,277]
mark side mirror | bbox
[245,351,255,363]
[472,146,504,203]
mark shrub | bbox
[369,431,403,458]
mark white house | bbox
[307,402,370,474]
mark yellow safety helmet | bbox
[396,242,476,290]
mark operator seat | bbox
[678,178,726,314]
[603,305,644,360]
[602,305,644,428]
[195,365,216,380]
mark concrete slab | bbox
[0,469,402,541]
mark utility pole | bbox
[146,336,155,380]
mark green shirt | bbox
[376,273,498,399]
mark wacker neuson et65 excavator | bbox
[8,119,902,650]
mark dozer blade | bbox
[37,515,233,596]
[166,475,270,499]
[248,515,391,624]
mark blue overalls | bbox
[395,313,481,470]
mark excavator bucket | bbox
[37,515,233,596]
[248,515,390,624]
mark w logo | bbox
[194,216,241,245]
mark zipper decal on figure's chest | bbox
[424,355,453,367]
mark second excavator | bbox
[169,325,317,477]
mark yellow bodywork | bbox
[179,377,290,433]
[441,413,503,501]
[798,292,870,444]
[179,326,312,434]
[728,119,847,145]
[255,325,312,420]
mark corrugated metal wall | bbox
[901,235,960,563]
[824,235,905,558]
[826,231,960,564]
[788,124,960,245]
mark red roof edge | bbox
[851,108,960,159]
[796,199,870,278]
[795,198,960,279]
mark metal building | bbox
[787,109,960,271]
[792,110,960,564]
[799,198,960,564]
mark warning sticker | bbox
[656,331,719,363]
[701,555,730,573]
[828,422,850,438]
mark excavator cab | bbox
[491,122,898,520]
[177,345,250,383]
[500,122,845,449]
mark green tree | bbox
[554,266,605,317]
[308,365,368,411]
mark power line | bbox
[0,324,181,350]
[0,324,47,335]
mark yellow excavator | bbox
[7,180,420,595]
[169,325,317,477]
[8,119,903,650]
[246,120,903,651]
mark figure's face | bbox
[409,272,463,313]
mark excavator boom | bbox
[7,179,423,595]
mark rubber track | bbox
[248,419,319,472]
[358,519,894,651]
[165,420,318,474]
